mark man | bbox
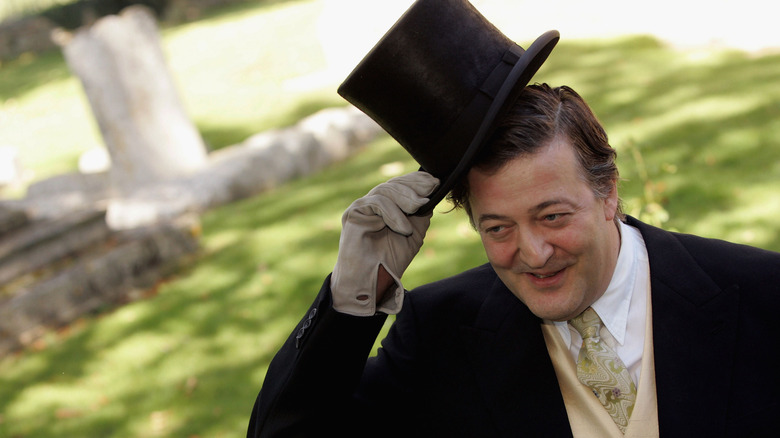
[247,1,780,437]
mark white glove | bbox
[331,171,439,316]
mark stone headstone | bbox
[58,5,207,197]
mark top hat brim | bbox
[414,30,560,216]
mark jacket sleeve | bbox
[247,274,389,437]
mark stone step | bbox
[0,208,110,292]
[0,217,200,356]
[0,205,29,236]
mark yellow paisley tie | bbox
[569,307,637,433]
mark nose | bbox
[516,230,553,269]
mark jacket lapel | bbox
[630,217,738,437]
[459,274,572,437]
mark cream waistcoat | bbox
[541,287,659,437]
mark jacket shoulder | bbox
[399,263,519,329]
[674,231,780,286]
[408,263,502,300]
[628,216,780,291]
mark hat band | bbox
[480,45,524,99]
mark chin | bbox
[531,307,578,322]
[516,291,585,322]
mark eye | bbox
[485,225,505,234]
[541,212,571,226]
[481,223,510,237]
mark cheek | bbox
[550,231,584,255]
[551,217,596,254]
[480,238,516,268]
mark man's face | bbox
[467,136,620,321]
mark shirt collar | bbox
[551,220,640,346]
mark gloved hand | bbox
[330,171,440,316]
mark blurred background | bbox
[1,0,778,436]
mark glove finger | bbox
[370,195,416,236]
[369,182,438,215]
[344,171,439,233]
[384,213,431,274]
[343,196,388,232]
[368,171,439,200]
[409,209,432,237]
[387,171,440,197]
[405,211,432,250]
[345,194,416,236]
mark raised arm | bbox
[247,172,438,437]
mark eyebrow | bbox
[529,199,573,215]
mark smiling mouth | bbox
[529,269,564,279]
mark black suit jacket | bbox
[248,217,780,437]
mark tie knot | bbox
[569,307,602,340]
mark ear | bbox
[603,179,619,222]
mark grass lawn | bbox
[1,0,780,437]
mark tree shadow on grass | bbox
[0,49,72,101]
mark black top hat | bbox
[338,0,559,215]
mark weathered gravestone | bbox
[56,5,208,198]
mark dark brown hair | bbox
[447,83,623,222]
